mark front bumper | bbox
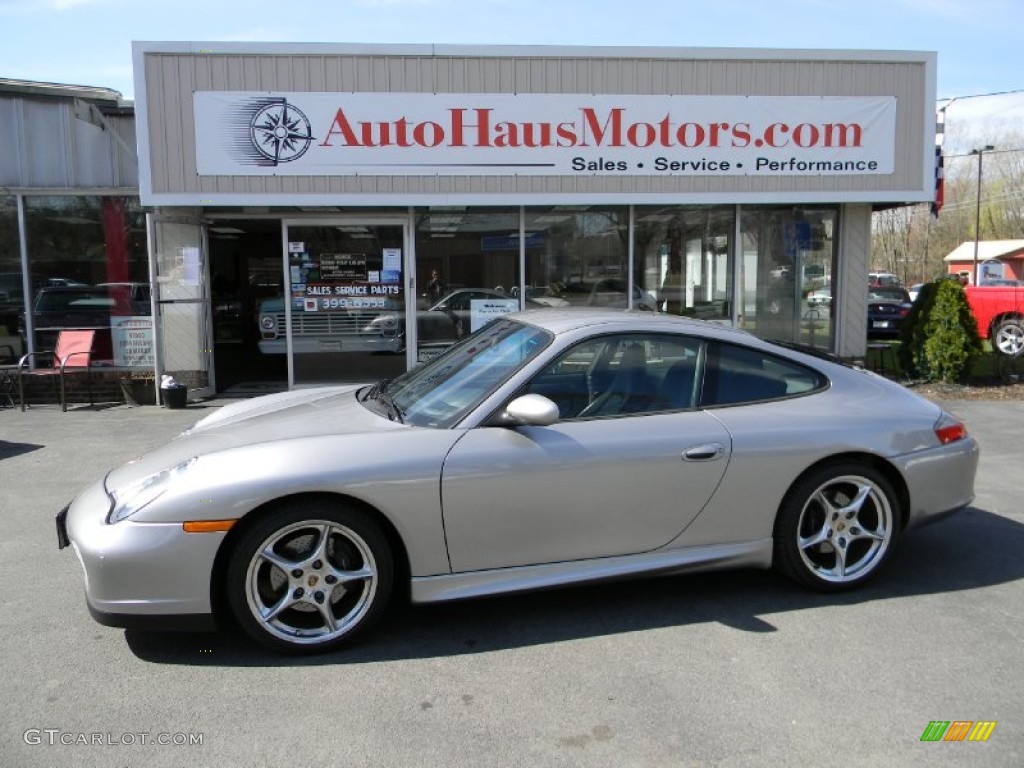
[58,478,224,629]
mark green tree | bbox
[899,279,981,383]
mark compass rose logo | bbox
[224,97,316,167]
[249,99,314,165]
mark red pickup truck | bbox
[963,283,1024,357]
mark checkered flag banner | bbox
[932,109,945,217]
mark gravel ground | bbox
[904,379,1024,401]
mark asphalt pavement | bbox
[0,395,1022,767]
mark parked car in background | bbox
[907,283,925,303]
[807,282,832,308]
[963,282,1024,357]
[868,272,901,288]
[59,309,979,654]
[867,285,912,339]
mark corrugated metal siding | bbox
[140,50,932,201]
[836,204,872,358]
[0,94,137,189]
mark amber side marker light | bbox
[183,520,237,534]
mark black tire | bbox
[992,317,1024,358]
[226,499,394,654]
[773,463,900,592]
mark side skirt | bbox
[410,539,773,604]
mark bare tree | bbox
[871,130,1024,282]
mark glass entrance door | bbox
[278,220,408,386]
[147,214,215,399]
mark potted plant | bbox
[118,371,158,406]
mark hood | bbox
[105,385,405,488]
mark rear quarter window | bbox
[703,342,827,407]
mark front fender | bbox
[129,431,461,577]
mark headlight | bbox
[260,315,277,330]
[108,457,197,523]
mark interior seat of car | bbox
[661,357,699,409]
[580,343,659,417]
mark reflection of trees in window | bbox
[634,206,734,319]
[23,195,147,287]
[415,209,519,293]
[525,206,627,293]
[0,196,18,266]
[738,206,837,347]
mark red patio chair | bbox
[17,329,96,412]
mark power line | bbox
[939,89,1024,108]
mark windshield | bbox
[383,318,552,428]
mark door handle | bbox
[682,442,725,461]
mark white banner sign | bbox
[111,316,155,367]
[194,92,896,177]
[470,298,520,332]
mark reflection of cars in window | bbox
[98,282,152,315]
[21,285,136,359]
[257,295,406,355]
[807,282,832,307]
[521,286,570,307]
[0,272,26,334]
[258,288,523,355]
[555,279,657,311]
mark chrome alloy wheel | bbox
[795,475,895,584]
[993,318,1024,357]
[244,519,378,646]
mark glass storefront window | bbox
[524,206,630,309]
[738,207,837,349]
[633,205,734,319]
[283,221,407,385]
[22,195,149,364]
[1,196,21,354]
[414,208,521,361]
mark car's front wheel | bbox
[226,500,393,653]
[773,463,899,591]
[992,317,1024,357]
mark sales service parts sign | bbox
[194,92,896,178]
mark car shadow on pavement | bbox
[0,440,43,460]
[124,506,1024,667]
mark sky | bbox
[1,0,1023,150]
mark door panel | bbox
[281,220,407,386]
[148,215,214,398]
[441,411,731,572]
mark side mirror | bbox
[501,394,560,427]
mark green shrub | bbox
[898,279,981,383]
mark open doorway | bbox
[207,219,287,394]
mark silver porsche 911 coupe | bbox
[58,309,979,654]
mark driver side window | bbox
[524,334,704,419]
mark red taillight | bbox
[934,413,968,444]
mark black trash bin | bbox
[162,384,188,409]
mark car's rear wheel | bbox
[226,500,393,653]
[992,317,1024,357]
[773,463,899,591]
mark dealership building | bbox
[0,43,936,398]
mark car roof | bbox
[507,307,763,345]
